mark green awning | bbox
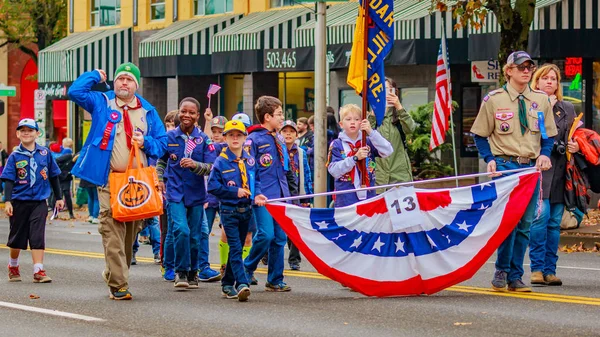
[38,27,131,83]
[139,13,243,58]
[294,2,359,48]
[212,7,313,53]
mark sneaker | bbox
[187,271,199,289]
[237,284,251,302]
[289,263,300,271]
[7,265,21,282]
[198,268,222,282]
[491,270,508,291]
[87,216,93,222]
[508,279,532,292]
[544,274,563,286]
[139,236,149,244]
[92,218,100,224]
[110,287,133,300]
[131,253,137,266]
[174,272,189,288]
[163,269,175,282]
[153,254,161,265]
[245,268,258,285]
[265,282,291,292]
[33,270,52,283]
[261,254,269,266]
[530,271,545,285]
[221,285,238,299]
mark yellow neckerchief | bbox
[220,151,249,191]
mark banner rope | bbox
[266,167,538,203]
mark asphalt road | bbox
[0,215,599,337]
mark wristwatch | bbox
[353,156,358,162]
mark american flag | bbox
[185,137,197,158]
[207,84,221,98]
[429,26,452,151]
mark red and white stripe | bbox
[429,29,452,151]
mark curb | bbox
[559,234,600,248]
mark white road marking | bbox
[486,261,600,272]
[0,301,105,322]
[70,232,101,236]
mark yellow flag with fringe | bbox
[346,6,365,94]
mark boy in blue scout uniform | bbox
[243,96,294,292]
[164,97,214,289]
[2,119,64,283]
[471,51,557,293]
[328,104,394,207]
[208,120,267,301]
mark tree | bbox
[432,0,536,82]
[0,0,68,64]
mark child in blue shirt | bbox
[208,120,266,301]
[327,104,393,207]
[1,119,64,283]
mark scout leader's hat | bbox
[114,62,141,88]
[211,116,228,129]
[281,120,298,132]
[223,120,247,136]
[506,51,533,66]
[17,118,39,131]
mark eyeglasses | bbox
[514,64,536,72]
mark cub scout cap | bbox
[507,51,533,66]
[281,120,298,132]
[223,120,247,136]
[232,113,251,128]
[17,118,39,131]
[211,116,228,129]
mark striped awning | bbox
[139,14,243,58]
[212,8,313,53]
[294,0,467,48]
[38,28,131,83]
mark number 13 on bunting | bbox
[383,186,425,231]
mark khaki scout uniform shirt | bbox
[108,97,148,172]
[470,83,558,159]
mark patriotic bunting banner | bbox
[266,170,540,297]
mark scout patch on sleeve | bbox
[15,160,28,169]
[259,153,273,167]
[40,149,48,156]
[17,168,27,180]
[495,112,514,121]
[247,157,255,166]
[40,167,48,180]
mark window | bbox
[460,86,481,157]
[150,0,165,21]
[270,0,293,8]
[593,61,600,133]
[399,87,428,114]
[194,0,233,15]
[91,0,121,27]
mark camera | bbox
[553,140,566,155]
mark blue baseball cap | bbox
[17,118,39,131]
[232,113,251,128]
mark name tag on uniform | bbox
[258,144,271,149]
[168,143,180,147]
[222,169,235,174]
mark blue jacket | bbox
[0,144,61,201]
[207,147,261,206]
[328,130,393,207]
[205,142,226,208]
[245,126,290,200]
[164,126,211,207]
[68,70,167,186]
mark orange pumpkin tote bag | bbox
[110,143,163,222]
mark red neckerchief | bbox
[116,97,142,149]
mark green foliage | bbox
[406,102,457,180]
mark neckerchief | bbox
[269,131,289,170]
[13,145,38,187]
[116,97,142,150]
[504,84,528,135]
[220,151,249,192]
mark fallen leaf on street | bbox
[343,322,349,325]
[68,222,75,228]
[29,294,40,299]
[453,322,472,326]
[87,231,92,235]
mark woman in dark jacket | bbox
[528,64,578,287]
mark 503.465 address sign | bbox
[264,49,297,72]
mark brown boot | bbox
[544,274,563,286]
[530,271,545,284]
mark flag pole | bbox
[360,0,369,188]
[441,18,459,188]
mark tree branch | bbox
[19,45,38,64]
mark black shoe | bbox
[187,270,199,289]
[261,254,269,266]
[290,263,300,271]
[131,254,137,266]
[174,272,189,288]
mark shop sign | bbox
[471,60,500,83]
[565,57,582,78]
[34,90,46,109]
[0,84,16,97]
[264,49,298,71]
[38,82,70,100]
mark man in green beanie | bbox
[68,63,167,300]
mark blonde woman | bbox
[528,63,577,286]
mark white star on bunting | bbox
[315,221,329,229]
[333,233,346,241]
[372,236,385,252]
[457,221,472,232]
[350,235,363,249]
[395,238,405,253]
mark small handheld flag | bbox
[207,84,221,109]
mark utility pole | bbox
[313,1,327,208]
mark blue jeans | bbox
[205,206,219,230]
[494,157,540,282]
[85,186,99,218]
[168,202,203,272]
[220,205,252,287]
[244,205,287,285]
[145,216,161,256]
[529,200,564,275]
[163,206,175,271]
[198,209,211,271]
